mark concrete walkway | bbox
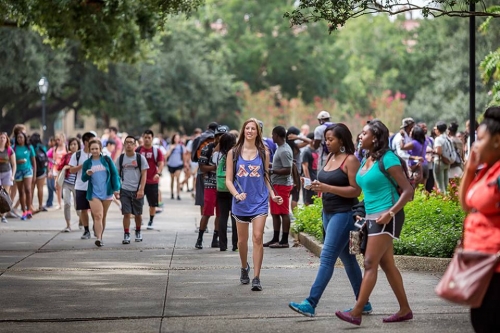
[0,177,473,332]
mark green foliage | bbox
[0,0,203,64]
[393,185,465,258]
[479,6,500,106]
[285,1,500,32]
[292,197,324,242]
[293,185,465,258]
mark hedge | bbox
[292,182,465,258]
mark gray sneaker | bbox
[135,230,143,242]
[1,216,8,223]
[122,233,131,244]
[240,263,250,284]
[147,221,154,230]
[81,231,91,239]
[251,277,263,291]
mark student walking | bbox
[289,123,368,317]
[136,130,164,230]
[69,132,96,239]
[81,139,121,247]
[225,118,283,291]
[115,136,148,244]
[165,133,186,201]
[0,132,16,223]
[57,137,81,232]
[13,132,36,220]
[215,132,238,251]
[336,119,413,326]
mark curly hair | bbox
[482,106,500,135]
[366,119,390,160]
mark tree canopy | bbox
[285,1,500,32]
[0,0,203,64]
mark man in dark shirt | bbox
[302,133,319,205]
[195,125,228,249]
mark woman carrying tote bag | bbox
[456,106,500,332]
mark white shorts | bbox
[0,170,13,186]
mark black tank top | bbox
[317,155,358,213]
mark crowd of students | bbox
[2,107,499,331]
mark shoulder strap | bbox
[339,154,349,170]
[76,150,81,164]
[118,154,124,180]
[378,151,399,191]
[153,146,158,164]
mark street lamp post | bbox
[38,77,49,142]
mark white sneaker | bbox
[63,227,71,232]
[1,216,7,223]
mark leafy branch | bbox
[285,1,500,32]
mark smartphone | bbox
[354,218,365,229]
[303,178,311,189]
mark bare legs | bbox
[349,234,411,318]
[236,216,266,278]
[89,199,112,240]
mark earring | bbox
[372,140,376,143]
[340,146,346,153]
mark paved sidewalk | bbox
[0,177,473,332]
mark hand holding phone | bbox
[303,177,312,190]
[354,218,366,229]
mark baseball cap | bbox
[400,117,415,129]
[215,125,229,136]
[317,110,331,120]
[152,138,160,145]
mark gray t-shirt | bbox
[115,153,149,192]
[271,143,293,186]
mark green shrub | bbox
[293,182,464,258]
[292,196,324,242]
[394,184,464,258]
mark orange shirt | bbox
[463,161,500,272]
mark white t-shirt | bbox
[392,132,411,161]
[69,150,91,191]
[314,122,333,163]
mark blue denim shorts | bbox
[15,168,33,182]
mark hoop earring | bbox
[340,146,346,153]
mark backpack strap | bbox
[76,150,81,165]
[378,151,399,192]
[118,154,125,180]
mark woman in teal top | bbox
[81,139,120,247]
[335,119,414,326]
[14,132,36,220]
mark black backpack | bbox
[35,145,49,171]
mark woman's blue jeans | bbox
[46,177,55,207]
[306,210,362,308]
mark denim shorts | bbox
[15,168,33,182]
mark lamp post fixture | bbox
[38,76,49,142]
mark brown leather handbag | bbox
[435,247,500,308]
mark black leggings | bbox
[471,273,500,333]
[216,191,237,250]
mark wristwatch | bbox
[388,211,395,217]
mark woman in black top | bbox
[289,123,370,317]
